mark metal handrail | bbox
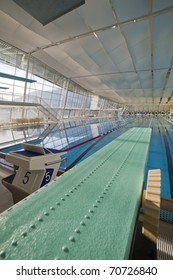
[0,158,14,170]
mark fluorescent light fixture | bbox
[112,25,116,29]
[93,32,98,39]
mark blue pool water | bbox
[0,117,172,198]
[144,120,171,198]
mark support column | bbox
[22,53,31,118]
[62,79,70,119]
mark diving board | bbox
[0,128,151,260]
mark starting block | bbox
[2,143,66,202]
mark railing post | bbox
[62,79,70,120]
[22,53,31,118]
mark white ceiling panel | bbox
[152,0,173,12]
[122,20,149,47]
[77,0,115,30]
[98,91,125,103]
[71,78,92,91]
[70,65,91,77]
[84,64,104,75]
[104,75,130,89]
[153,89,162,97]
[153,70,167,88]
[145,98,153,104]
[73,76,111,93]
[89,47,114,67]
[134,56,151,72]
[109,43,130,65]
[116,89,144,98]
[125,97,144,104]
[122,20,150,70]
[138,72,152,89]
[162,89,172,98]
[99,62,120,73]
[153,12,173,68]
[29,21,68,42]
[116,89,133,97]
[111,0,148,22]
[60,56,87,73]
[0,12,50,52]
[123,73,141,89]
[13,25,50,50]
[34,51,88,78]
[0,11,20,36]
[143,89,153,97]
[54,10,90,37]
[98,28,125,53]
[74,52,96,71]
[0,0,34,27]
[116,57,134,72]
[104,73,141,91]
[44,46,69,63]
[133,89,145,97]
[1,0,173,109]
[166,70,173,88]
[130,39,150,69]
[33,50,76,78]
[58,40,84,59]
[81,35,102,56]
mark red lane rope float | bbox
[62,135,101,152]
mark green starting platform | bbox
[0,127,151,259]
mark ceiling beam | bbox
[159,55,173,104]
[148,0,154,104]
[68,67,172,79]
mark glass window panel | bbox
[42,84,53,91]
[0,62,16,75]
[41,91,51,100]
[12,129,25,140]
[0,77,14,86]
[15,67,26,78]
[44,67,56,82]
[28,73,44,84]
[0,129,13,143]
[0,108,10,122]
[11,108,23,119]
[0,39,118,124]
[13,85,24,95]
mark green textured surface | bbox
[0,128,151,260]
